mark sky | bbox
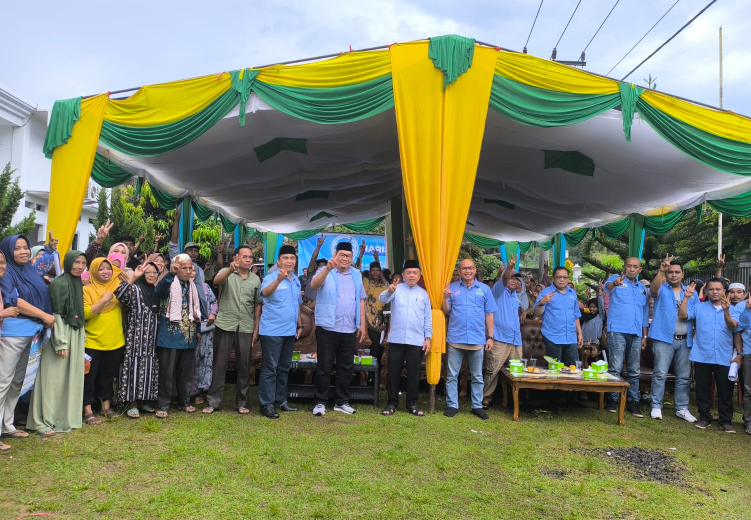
[2,0,748,116]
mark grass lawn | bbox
[1,386,750,520]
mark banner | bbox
[21,326,49,396]
[297,233,387,275]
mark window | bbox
[72,234,79,250]
[24,201,45,212]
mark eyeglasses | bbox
[144,271,158,276]
[459,267,475,271]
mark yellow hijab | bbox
[83,258,122,314]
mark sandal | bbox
[381,406,396,416]
[126,408,140,419]
[37,429,56,437]
[140,404,156,414]
[408,407,425,417]
[84,414,102,425]
[202,407,215,414]
[481,401,491,410]
[0,443,10,452]
[2,430,29,439]
[104,408,118,419]
[180,406,196,413]
[237,407,250,415]
[155,411,168,419]
[194,396,205,405]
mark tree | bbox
[0,162,36,240]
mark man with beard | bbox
[169,207,208,320]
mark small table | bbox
[500,367,630,426]
[287,359,380,406]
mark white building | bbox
[0,88,97,250]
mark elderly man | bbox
[154,255,202,418]
[258,245,303,419]
[648,255,697,422]
[169,206,208,319]
[309,242,367,416]
[679,279,740,433]
[203,245,261,415]
[603,257,649,417]
[482,256,523,409]
[442,259,497,420]
[379,260,431,416]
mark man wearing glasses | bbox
[442,259,497,420]
[534,266,583,370]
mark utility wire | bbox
[552,0,582,58]
[606,0,680,76]
[579,0,620,61]
[523,0,545,53]
[620,0,717,81]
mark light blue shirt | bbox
[535,285,581,345]
[333,268,358,333]
[735,304,751,355]
[260,272,303,336]
[379,283,432,346]
[491,281,521,346]
[686,299,737,366]
[604,275,649,335]
[648,283,696,346]
[445,280,497,346]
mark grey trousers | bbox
[207,327,253,410]
[0,335,33,433]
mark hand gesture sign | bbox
[133,264,145,278]
[406,235,414,247]
[171,262,180,275]
[720,295,730,311]
[154,232,165,244]
[48,229,59,250]
[229,259,239,272]
[717,254,726,268]
[326,258,336,271]
[746,292,751,309]
[684,282,696,299]
[540,291,555,305]
[613,276,624,287]
[359,240,366,255]
[373,249,380,261]
[597,279,604,295]
[388,279,398,293]
[316,234,325,247]
[507,254,517,270]
[277,267,289,281]
[174,206,181,220]
[96,220,114,243]
[660,253,675,272]
[443,282,452,299]
[217,240,225,253]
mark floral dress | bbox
[194,283,218,394]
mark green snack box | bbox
[359,356,374,366]
[548,361,563,371]
[292,351,301,360]
[591,360,608,372]
[582,369,597,380]
[596,371,609,381]
[509,362,523,374]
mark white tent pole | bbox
[717,26,723,258]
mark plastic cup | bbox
[522,358,529,368]
[575,360,582,371]
[529,358,537,368]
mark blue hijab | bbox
[0,235,52,314]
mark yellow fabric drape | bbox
[255,49,392,88]
[104,74,233,126]
[641,90,751,145]
[495,50,618,95]
[47,94,109,255]
[391,41,499,385]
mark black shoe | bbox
[471,408,489,420]
[260,406,280,419]
[444,407,459,418]
[605,401,617,413]
[278,402,299,412]
[626,401,643,418]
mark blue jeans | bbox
[650,338,691,410]
[258,335,296,408]
[445,344,484,409]
[542,336,578,366]
[607,332,641,403]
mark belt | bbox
[674,334,687,340]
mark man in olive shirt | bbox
[203,245,261,414]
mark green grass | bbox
[1,387,750,520]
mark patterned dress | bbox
[194,284,217,394]
[114,282,159,403]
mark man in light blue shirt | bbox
[309,241,367,416]
[483,256,523,409]
[442,259,497,420]
[603,257,649,418]
[258,245,303,419]
[733,292,751,435]
[679,278,739,433]
[533,266,583,366]
[647,255,697,422]
[378,260,432,416]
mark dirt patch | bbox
[575,447,686,485]
[540,469,568,479]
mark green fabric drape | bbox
[463,233,501,249]
[563,227,590,246]
[310,211,336,222]
[43,97,82,158]
[191,201,215,222]
[220,215,238,234]
[90,154,133,188]
[627,214,645,259]
[342,217,385,233]
[708,191,751,217]
[285,228,325,241]
[618,83,644,143]
[253,75,394,125]
[246,227,267,242]
[229,69,259,126]
[519,241,532,253]
[99,89,240,157]
[255,137,307,163]
[428,35,475,89]
[148,182,181,209]
[489,75,621,127]
[600,218,629,239]
[637,99,751,176]
[180,196,193,249]
[643,211,685,235]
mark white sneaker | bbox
[312,404,326,416]
[675,409,697,423]
[334,403,356,415]
[651,408,662,420]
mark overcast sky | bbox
[2,0,747,116]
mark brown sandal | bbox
[84,414,102,425]
[155,411,168,419]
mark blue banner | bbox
[297,233,387,275]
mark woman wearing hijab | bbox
[0,235,55,442]
[0,251,21,451]
[27,251,87,435]
[113,262,161,418]
[82,258,125,424]
[147,253,168,282]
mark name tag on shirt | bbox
[277,283,289,290]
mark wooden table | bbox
[500,367,630,426]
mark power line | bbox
[523,0,545,54]
[620,0,718,81]
[579,0,620,62]
[551,0,582,60]
[606,0,680,76]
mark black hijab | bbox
[136,262,161,312]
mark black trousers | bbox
[157,347,195,412]
[83,347,124,407]
[314,327,355,406]
[207,327,253,409]
[695,362,734,425]
[367,328,383,366]
[386,342,423,409]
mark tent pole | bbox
[717,27,723,259]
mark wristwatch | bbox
[486,336,493,341]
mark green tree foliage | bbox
[192,219,222,261]
[0,162,36,240]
